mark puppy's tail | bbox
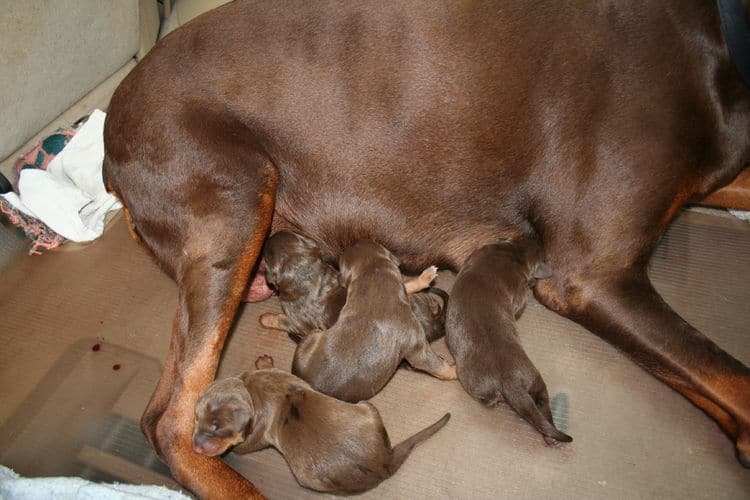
[426,286,449,309]
[287,331,304,344]
[507,392,572,444]
[390,413,450,473]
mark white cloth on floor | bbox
[0,109,121,242]
[0,465,190,500]
[729,208,750,222]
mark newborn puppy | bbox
[446,238,572,444]
[261,230,345,337]
[260,230,446,341]
[193,355,451,494]
[293,240,457,402]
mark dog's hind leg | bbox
[107,142,278,496]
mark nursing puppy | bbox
[446,239,572,444]
[260,230,346,337]
[193,355,451,494]
[260,230,448,342]
[293,240,457,402]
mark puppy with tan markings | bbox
[260,230,448,342]
[446,238,572,444]
[193,355,451,494]
[293,240,457,402]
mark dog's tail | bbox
[389,413,450,473]
[506,391,572,444]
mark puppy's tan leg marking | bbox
[259,312,292,331]
[404,265,438,294]
[255,355,274,369]
[433,360,458,380]
[406,341,458,380]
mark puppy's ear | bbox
[532,262,553,280]
[261,257,279,287]
[263,245,290,287]
[285,384,307,405]
[231,391,256,435]
[386,249,400,268]
[297,232,321,255]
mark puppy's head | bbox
[411,288,448,342]
[339,240,399,287]
[193,377,254,456]
[263,230,322,290]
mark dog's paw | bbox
[418,265,439,286]
[255,354,274,369]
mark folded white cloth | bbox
[0,109,122,242]
[0,465,190,500]
[729,208,750,222]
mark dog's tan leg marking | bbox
[137,163,278,499]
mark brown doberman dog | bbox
[102,1,750,497]
[193,355,450,494]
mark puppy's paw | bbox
[442,363,458,381]
[255,354,274,369]
[433,358,458,380]
[259,313,280,330]
[418,265,439,287]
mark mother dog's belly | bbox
[272,177,526,272]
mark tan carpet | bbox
[0,209,748,499]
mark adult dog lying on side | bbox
[103,0,750,497]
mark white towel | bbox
[0,465,191,500]
[0,109,122,242]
